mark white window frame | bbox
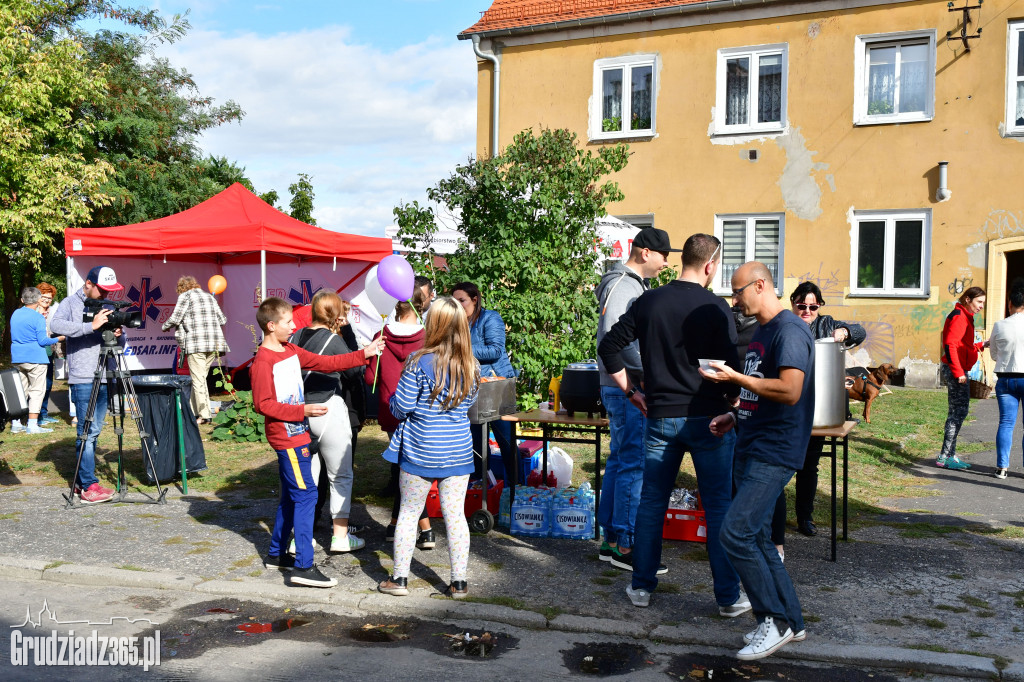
[1006,21,1024,136]
[849,209,931,297]
[590,54,657,141]
[713,43,788,135]
[853,30,936,126]
[713,213,785,296]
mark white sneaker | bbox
[737,616,794,660]
[287,537,318,555]
[745,626,806,644]
[329,534,365,553]
[625,585,650,608]
[26,425,53,434]
[10,421,25,433]
[719,590,752,618]
[994,468,1008,480]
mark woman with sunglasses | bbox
[768,282,865,556]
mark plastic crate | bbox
[426,480,503,519]
[663,508,707,543]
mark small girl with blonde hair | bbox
[378,296,479,599]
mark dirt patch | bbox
[138,598,519,662]
[562,642,652,676]
[665,653,902,681]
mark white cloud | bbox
[157,25,477,236]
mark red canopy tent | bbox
[64,183,393,370]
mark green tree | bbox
[394,128,629,405]
[80,12,245,227]
[0,0,115,347]
[288,173,316,225]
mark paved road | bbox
[0,579,987,681]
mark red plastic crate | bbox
[426,480,504,519]
[663,508,707,543]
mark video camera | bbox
[83,298,144,332]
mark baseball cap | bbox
[86,266,123,293]
[632,228,681,253]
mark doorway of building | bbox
[1005,250,1024,316]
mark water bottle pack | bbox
[508,483,595,539]
[549,482,595,540]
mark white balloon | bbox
[364,265,398,317]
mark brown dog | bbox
[846,363,896,423]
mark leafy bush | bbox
[209,366,266,443]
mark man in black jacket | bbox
[598,233,747,616]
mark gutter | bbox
[457,0,792,40]
[472,34,501,158]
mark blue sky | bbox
[138,1,491,235]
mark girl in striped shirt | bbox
[378,297,479,599]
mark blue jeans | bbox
[70,382,108,489]
[631,415,740,607]
[995,377,1024,469]
[598,386,646,549]
[721,455,804,632]
[39,361,54,420]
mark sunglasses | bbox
[794,303,821,312]
[731,280,760,297]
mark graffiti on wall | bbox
[787,264,845,301]
[979,209,1024,241]
[948,277,973,297]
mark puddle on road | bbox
[138,598,518,661]
[349,623,411,643]
[665,654,902,681]
[563,642,651,676]
[236,618,311,635]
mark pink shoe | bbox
[79,483,114,505]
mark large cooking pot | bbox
[559,360,605,416]
[812,339,846,428]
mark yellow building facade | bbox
[461,0,1024,386]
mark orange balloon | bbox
[208,275,227,295]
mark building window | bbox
[1007,22,1024,135]
[714,214,784,294]
[714,44,787,134]
[591,55,656,140]
[850,210,930,296]
[854,31,935,125]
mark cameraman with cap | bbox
[50,266,125,504]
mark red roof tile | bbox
[461,0,710,36]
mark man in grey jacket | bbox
[595,228,675,569]
[50,266,125,504]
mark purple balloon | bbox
[377,254,415,301]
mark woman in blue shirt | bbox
[10,287,63,434]
[451,282,519,489]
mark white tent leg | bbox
[260,250,267,302]
[66,256,74,293]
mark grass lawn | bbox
[0,384,1009,537]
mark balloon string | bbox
[410,298,421,325]
[372,314,386,393]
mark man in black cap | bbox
[50,265,125,504]
[599,233,747,617]
[595,228,673,571]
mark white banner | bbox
[67,256,379,371]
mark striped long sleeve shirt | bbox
[383,353,477,478]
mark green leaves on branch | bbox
[394,128,630,408]
[210,367,266,443]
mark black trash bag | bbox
[132,375,207,483]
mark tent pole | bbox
[260,250,267,302]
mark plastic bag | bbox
[547,447,573,489]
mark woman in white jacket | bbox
[988,278,1024,480]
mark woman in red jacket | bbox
[938,286,989,470]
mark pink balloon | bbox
[377,255,415,301]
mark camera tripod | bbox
[63,330,167,508]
